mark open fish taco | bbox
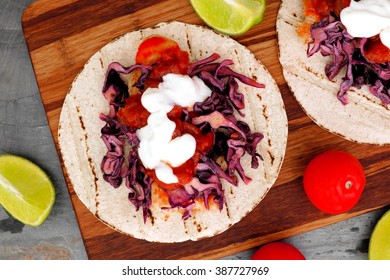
[58,22,287,242]
[277,0,390,145]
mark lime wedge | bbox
[190,0,266,36]
[0,154,55,226]
[369,209,390,260]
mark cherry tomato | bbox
[303,150,366,214]
[251,242,306,260]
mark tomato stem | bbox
[345,181,352,189]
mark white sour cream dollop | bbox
[340,0,390,48]
[136,74,212,184]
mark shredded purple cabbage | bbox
[125,149,153,223]
[100,54,265,221]
[100,62,153,219]
[307,15,390,106]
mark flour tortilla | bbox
[58,21,288,242]
[277,0,390,145]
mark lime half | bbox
[190,0,266,36]
[0,154,55,226]
[369,209,390,260]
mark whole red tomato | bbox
[303,150,366,214]
[251,242,306,260]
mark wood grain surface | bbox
[21,0,390,259]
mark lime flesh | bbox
[369,209,390,260]
[190,0,266,36]
[0,154,55,226]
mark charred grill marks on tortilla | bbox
[99,41,266,222]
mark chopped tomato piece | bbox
[334,0,351,17]
[117,94,150,128]
[181,122,214,153]
[146,152,200,192]
[167,105,184,120]
[136,36,179,65]
[136,35,189,87]
[195,131,214,153]
[304,0,331,18]
[172,154,198,187]
[143,79,160,89]
[304,0,350,18]
[363,36,390,64]
[170,118,214,154]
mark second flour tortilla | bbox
[58,22,288,242]
[277,0,390,145]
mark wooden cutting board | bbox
[22,0,390,259]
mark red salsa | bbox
[135,35,189,88]
[117,93,149,128]
[304,0,350,18]
[363,36,390,64]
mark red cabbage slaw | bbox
[99,53,265,222]
[307,15,390,106]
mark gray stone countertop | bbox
[0,0,388,260]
